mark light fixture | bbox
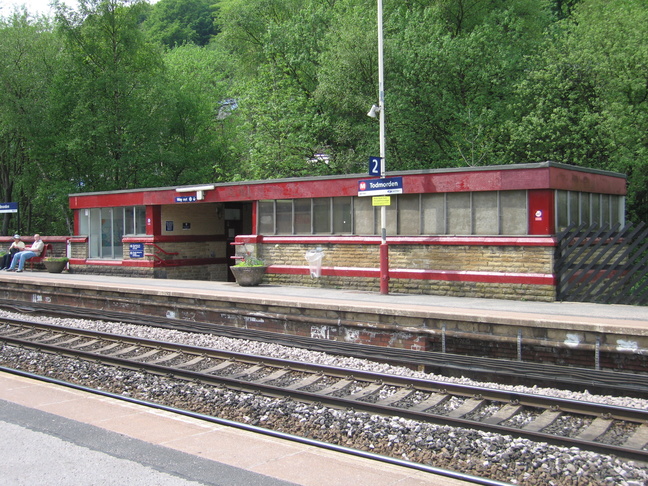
[367,104,381,118]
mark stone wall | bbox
[256,239,556,301]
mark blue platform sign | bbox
[175,196,197,203]
[358,177,403,197]
[129,243,145,258]
[0,202,18,213]
[369,156,382,176]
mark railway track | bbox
[3,300,648,398]
[2,316,648,463]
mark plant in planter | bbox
[230,255,266,286]
[43,257,69,273]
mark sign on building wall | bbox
[129,243,144,258]
[358,177,403,197]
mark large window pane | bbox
[601,195,610,226]
[398,194,420,235]
[591,194,601,225]
[569,191,579,225]
[611,196,622,225]
[447,193,471,235]
[276,199,293,234]
[101,208,113,258]
[422,194,445,234]
[501,191,527,235]
[89,208,101,258]
[581,193,591,226]
[135,206,146,234]
[313,198,331,234]
[354,197,374,235]
[333,197,352,234]
[112,208,124,258]
[294,199,311,234]
[258,200,274,234]
[473,192,498,235]
[556,190,568,230]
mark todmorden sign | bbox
[357,177,403,197]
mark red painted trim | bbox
[549,167,626,194]
[243,235,557,247]
[69,164,626,209]
[269,265,556,285]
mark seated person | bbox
[1,234,25,270]
[6,234,45,273]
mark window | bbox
[257,190,533,236]
[555,191,624,230]
[79,206,146,259]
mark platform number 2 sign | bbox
[369,157,382,177]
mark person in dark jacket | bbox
[0,235,25,270]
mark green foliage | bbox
[1,0,648,236]
[234,256,265,267]
[142,0,218,48]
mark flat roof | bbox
[69,161,625,198]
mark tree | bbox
[505,0,648,222]
[142,0,218,48]
[0,10,67,235]
[54,0,169,191]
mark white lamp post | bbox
[377,0,389,294]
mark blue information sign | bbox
[357,177,403,197]
[129,243,145,258]
[0,202,18,213]
[175,196,197,203]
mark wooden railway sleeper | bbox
[523,409,563,432]
[315,379,354,396]
[252,368,291,385]
[229,364,264,379]
[407,393,449,412]
[52,336,83,346]
[285,374,323,390]
[623,424,648,450]
[130,349,162,360]
[482,404,524,425]
[70,339,99,349]
[347,382,384,401]
[35,333,67,343]
[375,387,416,406]
[149,352,181,365]
[447,398,486,419]
[576,416,614,442]
[106,345,140,357]
[174,356,206,369]
[201,360,236,374]
[93,342,121,354]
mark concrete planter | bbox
[43,260,67,273]
[230,266,266,286]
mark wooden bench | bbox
[27,243,53,271]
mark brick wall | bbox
[256,240,556,301]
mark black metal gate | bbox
[555,222,648,305]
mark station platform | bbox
[0,371,476,486]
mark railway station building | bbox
[67,162,626,301]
